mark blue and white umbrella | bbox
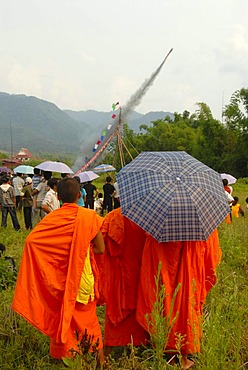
[117,151,230,242]
[14,165,34,175]
[93,164,116,173]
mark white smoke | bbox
[72,49,173,173]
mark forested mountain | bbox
[0,92,90,154]
[0,92,173,155]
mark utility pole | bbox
[221,91,224,124]
[10,119,13,159]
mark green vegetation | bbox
[0,180,247,369]
[107,88,248,178]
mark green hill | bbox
[0,92,90,155]
[0,92,174,157]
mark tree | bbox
[223,88,248,176]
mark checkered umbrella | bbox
[117,151,230,242]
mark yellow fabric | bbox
[76,247,95,304]
[232,203,240,218]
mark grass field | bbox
[0,179,247,369]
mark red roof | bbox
[2,158,22,167]
[14,148,32,159]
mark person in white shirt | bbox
[41,178,60,215]
[225,190,234,223]
[113,181,120,209]
[12,173,25,211]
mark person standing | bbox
[100,208,149,355]
[84,181,98,209]
[113,181,120,209]
[31,168,42,222]
[22,177,33,230]
[32,171,52,222]
[41,178,60,215]
[74,176,87,207]
[102,177,115,215]
[12,178,105,365]
[0,176,20,231]
[12,173,24,211]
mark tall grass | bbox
[0,181,247,369]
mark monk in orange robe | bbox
[12,178,105,364]
[136,229,221,369]
[100,208,149,353]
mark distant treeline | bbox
[107,88,248,178]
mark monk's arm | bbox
[92,231,105,254]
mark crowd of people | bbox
[0,164,247,370]
[0,169,119,231]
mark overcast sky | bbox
[1,0,247,120]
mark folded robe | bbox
[12,203,103,345]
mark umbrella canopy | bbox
[220,173,237,185]
[93,164,116,173]
[76,171,99,183]
[13,165,34,175]
[36,161,73,174]
[0,166,10,173]
[117,151,230,242]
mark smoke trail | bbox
[72,48,173,173]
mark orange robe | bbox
[100,208,149,346]
[12,203,103,359]
[136,229,221,355]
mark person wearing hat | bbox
[22,177,33,230]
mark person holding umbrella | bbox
[100,152,230,369]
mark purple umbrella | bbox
[0,166,10,173]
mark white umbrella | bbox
[220,173,237,185]
[36,161,73,174]
[76,171,99,183]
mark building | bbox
[13,148,32,162]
